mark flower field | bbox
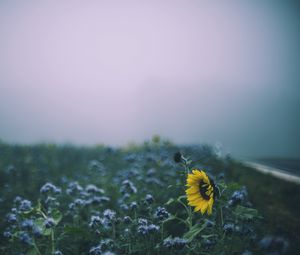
[0,139,298,255]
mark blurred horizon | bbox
[0,0,300,158]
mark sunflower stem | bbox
[220,206,224,227]
[188,206,193,230]
[51,229,55,255]
[177,198,193,229]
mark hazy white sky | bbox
[0,0,299,157]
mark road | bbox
[243,158,300,185]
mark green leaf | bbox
[234,205,259,220]
[51,209,62,224]
[34,218,44,229]
[165,198,175,205]
[187,159,193,165]
[162,215,177,224]
[36,199,42,211]
[216,181,227,189]
[183,224,206,242]
[34,218,52,236]
[177,195,187,202]
[227,182,241,191]
[201,234,218,239]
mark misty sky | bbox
[0,0,300,157]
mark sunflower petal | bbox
[200,202,208,214]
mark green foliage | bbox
[234,205,260,221]
[183,224,206,242]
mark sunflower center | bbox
[199,180,212,200]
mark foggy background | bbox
[0,0,299,158]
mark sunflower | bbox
[186,169,215,215]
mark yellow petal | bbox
[198,170,208,182]
[186,186,199,194]
[187,178,201,187]
[200,202,208,214]
[192,169,201,176]
[188,196,202,203]
[188,200,201,207]
[194,205,202,212]
[187,194,201,202]
[209,198,214,207]
[207,205,212,215]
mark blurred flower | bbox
[186,170,215,215]
[258,235,289,254]
[86,196,110,206]
[147,224,160,232]
[85,184,104,194]
[123,216,132,224]
[44,217,55,228]
[3,231,12,238]
[138,218,148,225]
[145,194,154,204]
[137,219,160,236]
[146,168,156,177]
[228,187,248,206]
[18,231,32,245]
[54,251,63,255]
[90,239,114,254]
[13,196,22,204]
[103,209,116,221]
[89,215,102,228]
[40,182,61,195]
[88,160,105,173]
[120,180,137,194]
[120,203,129,211]
[144,177,164,187]
[89,245,102,255]
[33,226,42,237]
[21,219,34,230]
[11,207,18,214]
[7,213,17,223]
[74,198,86,207]
[123,228,130,236]
[154,207,170,221]
[130,201,138,210]
[223,223,235,234]
[66,182,83,195]
[137,225,149,235]
[163,237,188,250]
[122,193,130,201]
[124,154,137,163]
[202,238,216,248]
[19,199,32,212]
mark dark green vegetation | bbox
[0,139,298,254]
[226,160,300,255]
